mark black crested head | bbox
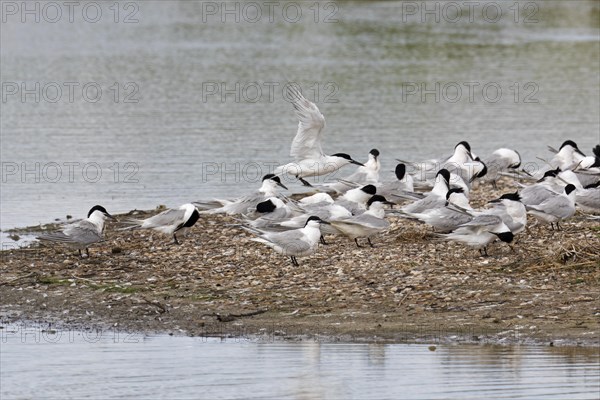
[564,184,577,195]
[263,174,277,181]
[560,140,578,150]
[361,184,377,195]
[499,191,521,202]
[495,231,514,243]
[584,181,600,189]
[511,149,522,169]
[256,199,276,213]
[475,159,487,179]
[305,215,324,227]
[367,195,387,208]
[456,141,471,152]
[369,149,380,158]
[445,187,464,200]
[88,205,109,218]
[183,209,200,228]
[593,144,600,158]
[542,167,561,179]
[395,163,406,180]
[331,153,352,160]
[437,169,451,184]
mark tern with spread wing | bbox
[274,88,363,186]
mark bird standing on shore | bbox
[194,174,288,215]
[119,203,200,244]
[37,205,115,257]
[330,195,393,247]
[526,184,577,230]
[243,216,330,266]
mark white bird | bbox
[119,203,200,244]
[274,88,363,186]
[37,205,114,257]
[404,188,473,233]
[573,145,600,187]
[329,195,393,247]
[548,140,586,171]
[398,169,451,214]
[439,214,514,256]
[482,148,521,188]
[326,149,381,193]
[334,184,378,215]
[194,174,288,215]
[526,184,577,230]
[376,163,414,197]
[486,192,527,235]
[518,169,562,207]
[243,197,297,228]
[244,216,330,266]
[576,181,600,214]
[401,141,473,182]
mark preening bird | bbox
[243,216,330,266]
[194,174,288,215]
[119,203,200,244]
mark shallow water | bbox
[1,328,598,399]
[1,1,599,231]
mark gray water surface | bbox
[1,331,599,399]
[1,1,599,230]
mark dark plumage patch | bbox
[395,163,406,180]
[256,199,276,213]
[88,205,109,218]
[361,185,377,195]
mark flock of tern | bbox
[38,90,599,264]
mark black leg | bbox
[320,235,328,245]
[173,233,180,245]
[550,223,555,231]
[290,256,299,266]
[354,238,362,248]
[483,247,489,257]
[367,238,374,248]
[86,248,90,257]
[298,177,313,187]
[78,249,83,257]
[557,221,562,231]
[492,181,497,190]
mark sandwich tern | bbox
[244,215,330,266]
[330,195,393,247]
[326,149,381,193]
[274,88,363,186]
[439,214,514,256]
[482,148,521,188]
[375,163,414,197]
[526,184,577,230]
[194,174,287,215]
[37,205,114,257]
[119,203,200,244]
[399,169,451,213]
[576,181,600,214]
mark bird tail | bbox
[116,217,144,231]
[37,232,75,244]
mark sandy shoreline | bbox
[1,180,599,346]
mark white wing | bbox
[288,88,325,161]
